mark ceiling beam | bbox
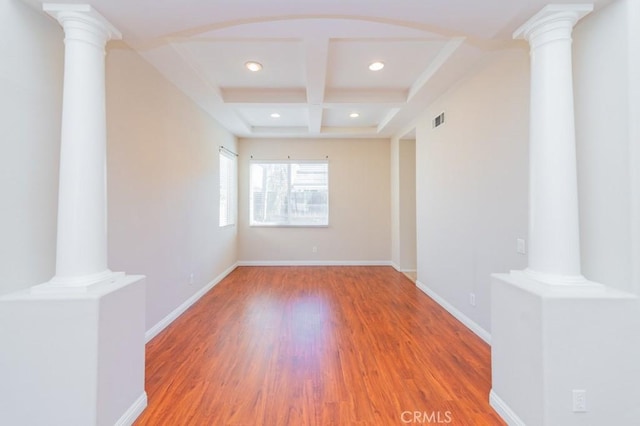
[304,38,329,133]
[170,42,226,103]
[324,88,407,104]
[308,105,323,134]
[138,43,251,135]
[305,37,329,105]
[377,108,401,133]
[221,88,307,104]
[407,37,465,102]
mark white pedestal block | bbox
[491,272,640,425]
[0,275,146,425]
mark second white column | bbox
[514,4,593,284]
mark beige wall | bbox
[415,49,530,334]
[0,1,63,295]
[238,138,391,263]
[390,137,401,268]
[574,0,640,293]
[390,137,417,272]
[106,45,238,330]
[399,139,417,271]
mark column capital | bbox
[513,4,593,48]
[43,3,121,48]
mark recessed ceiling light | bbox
[369,61,385,71]
[270,113,281,118]
[245,61,263,72]
[349,112,360,118]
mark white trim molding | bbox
[237,260,393,267]
[489,390,526,426]
[389,263,416,274]
[416,280,491,344]
[145,263,238,343]
[115,392,148,426]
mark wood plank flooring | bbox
[135,266,504,425]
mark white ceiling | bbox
[29,0,613,139]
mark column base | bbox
[523,268,590,286]
[0,274,147,425]
[491,270,640,425]
[31,269,121,293]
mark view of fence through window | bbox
[250,161,329,226]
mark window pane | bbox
[250,161,328,226]
[250,163,288,224]
[289,163,328,225]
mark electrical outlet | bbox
[469,292,476,307]
[517,238,526,254]
[189,273,195,285]
[572,390,587,412]
[312,246,318,253]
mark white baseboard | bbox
[415,280,491,345]
[145,262,238,343]
[390,263,417,274]
[115,392,147,426]
[237,260,393,267]
[489,389,525,426]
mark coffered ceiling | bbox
[26,0,613,139]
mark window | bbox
[219,148,237,227]
[250,160,329,226]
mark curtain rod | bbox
[249,155,330,159]
[219,146,238,157]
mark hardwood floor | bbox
[135,266,504,425]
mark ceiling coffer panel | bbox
[178,39,307,88]
[326,39,451,89]
[237,106,309,128]
[322,106,391,128]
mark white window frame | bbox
[219,148,237,227]
[249,159,329,227]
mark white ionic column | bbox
[44,4,121,287]
[514,4,593,285]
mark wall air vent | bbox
[433,112,445,128]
